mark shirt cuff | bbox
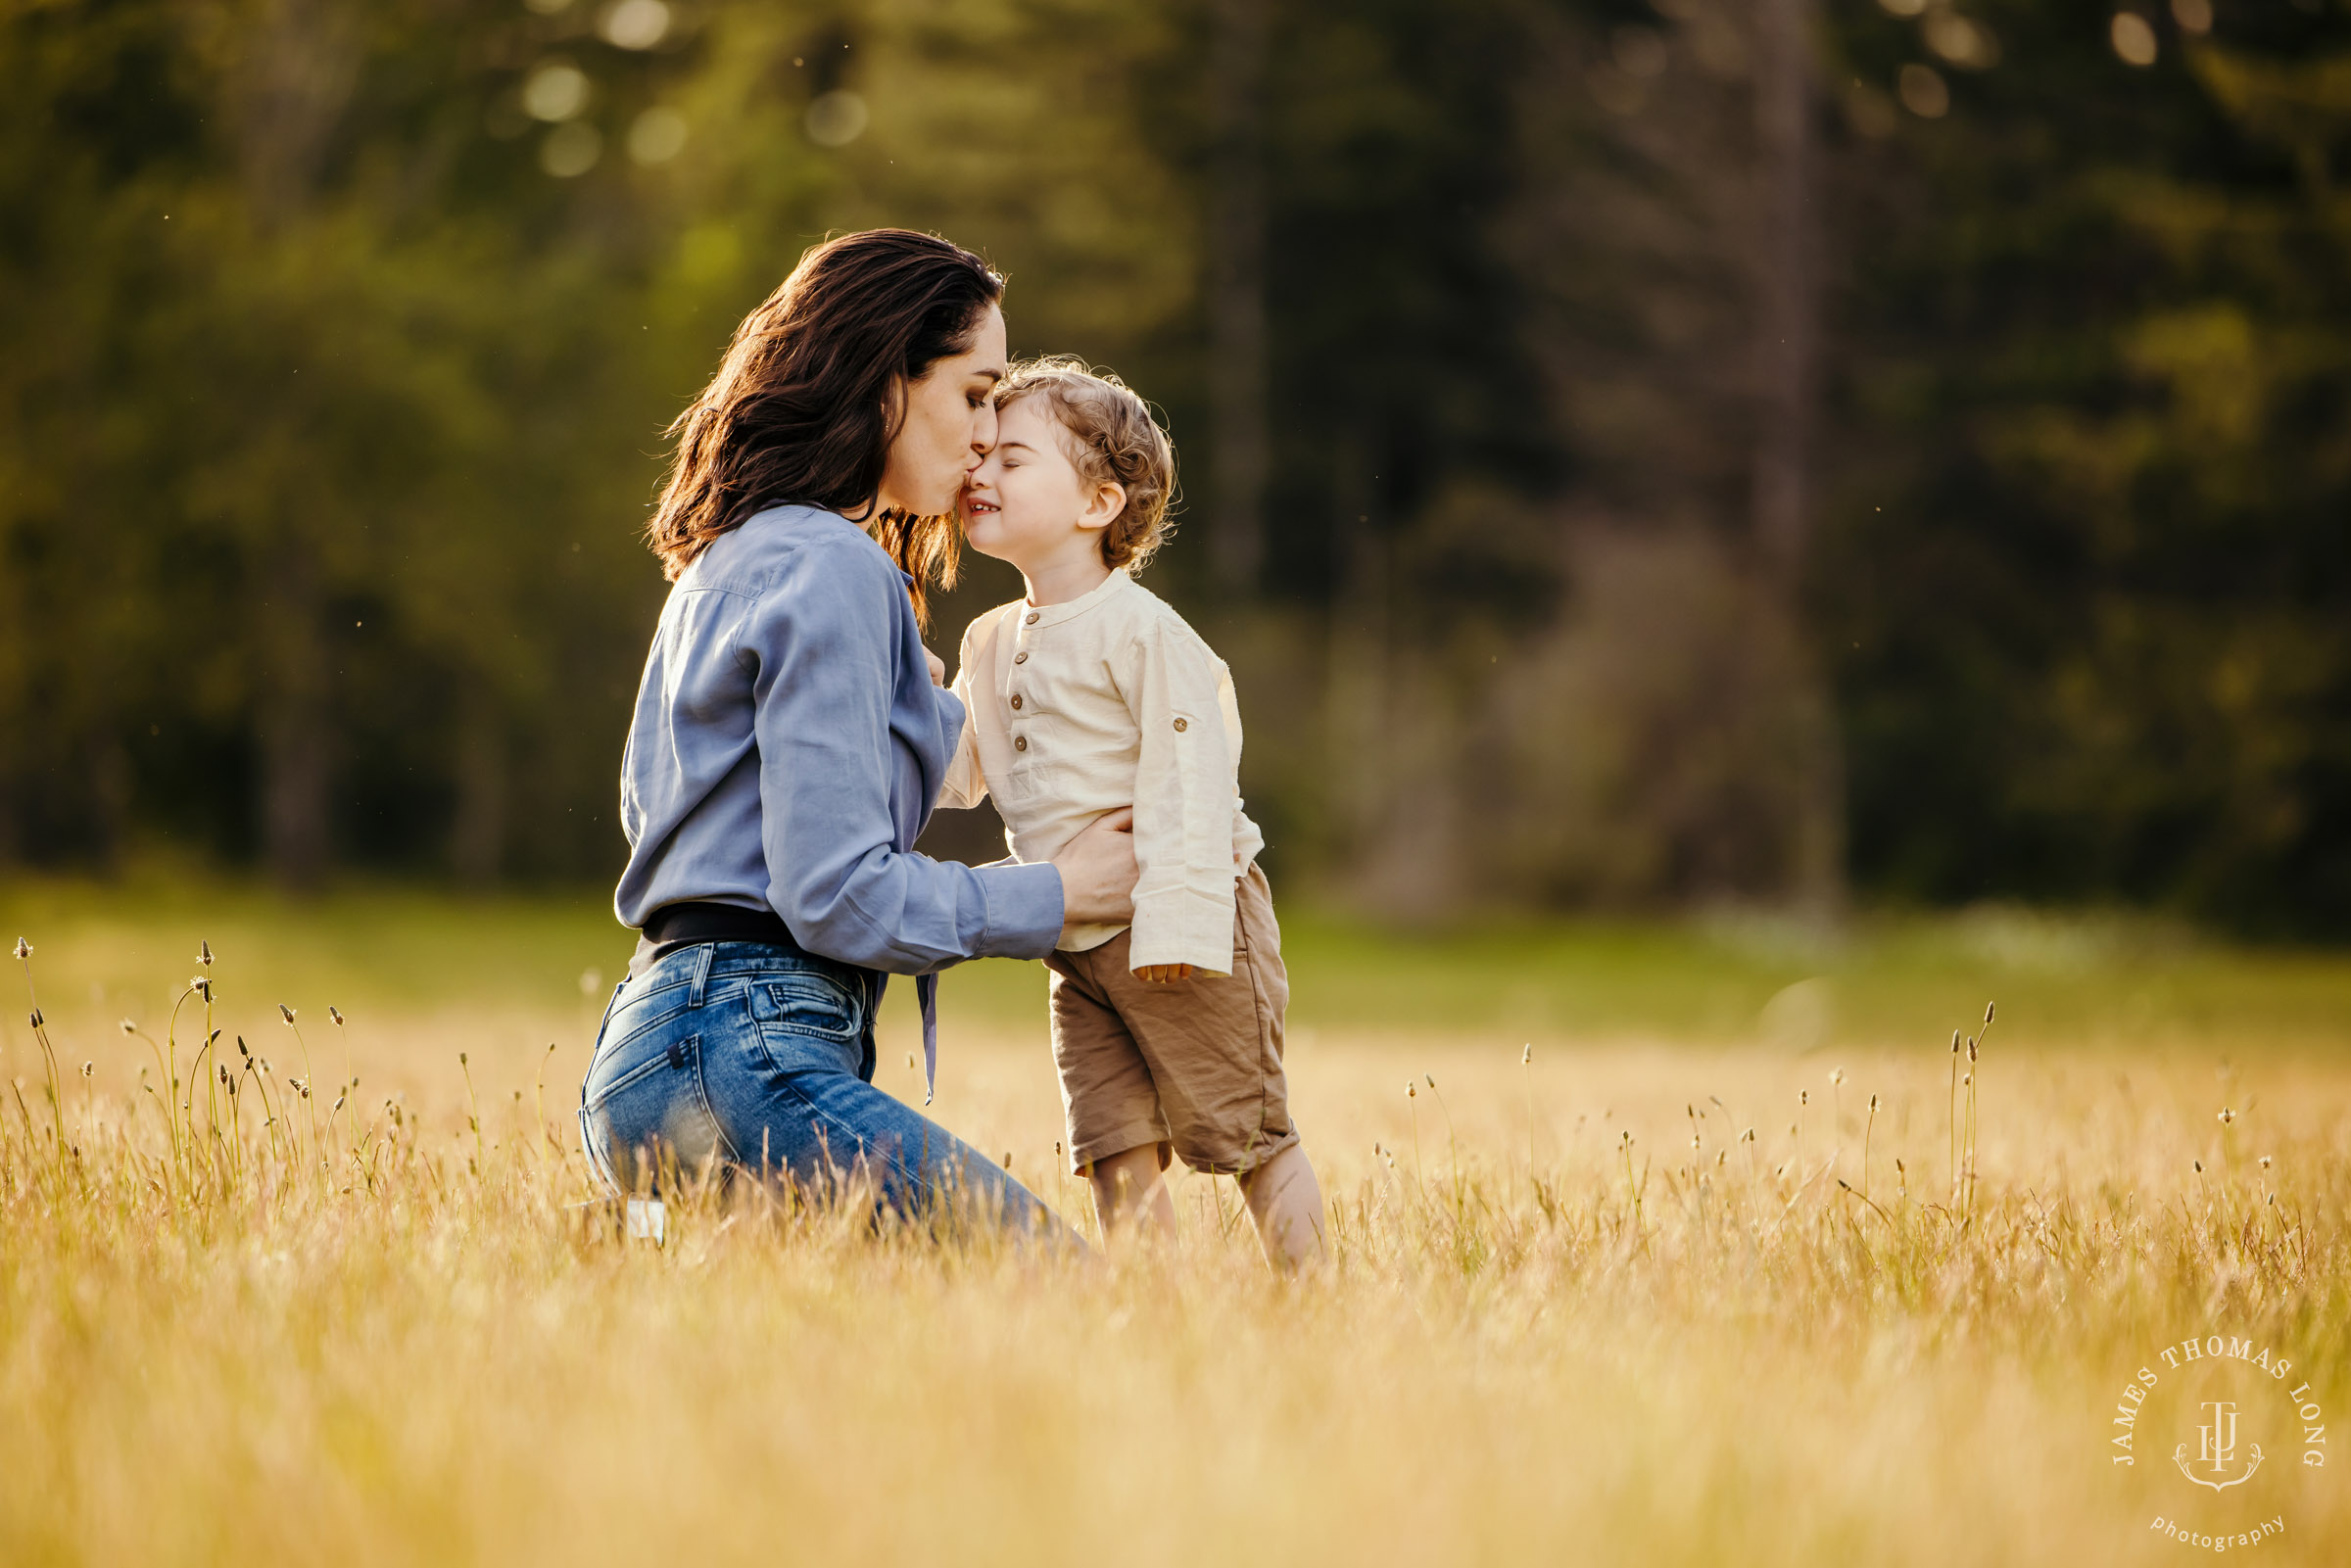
[974,860,1065,960]
[1127,883,1237,973]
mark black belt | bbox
[631,902,911,1091]
[638,900,812,966]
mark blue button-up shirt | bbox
[615,504,1065,1004]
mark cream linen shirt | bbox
[941,569,1264,974]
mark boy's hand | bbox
[1134,964,1193,984]
[924,647,947,686]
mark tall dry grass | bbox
[3,928,2348,1565]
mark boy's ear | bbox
[1076,479,1127,535]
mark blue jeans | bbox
[578,941,1068,1240]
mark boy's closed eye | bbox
[1134,964,1193,984]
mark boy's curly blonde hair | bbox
[992,356,1177,573]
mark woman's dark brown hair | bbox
[647,229,1003,622]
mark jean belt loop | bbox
[685,941,717,1009]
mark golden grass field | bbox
[2,877,2347,1565]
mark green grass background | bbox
[6,874,2349,1060]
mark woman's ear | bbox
[1076,479,1127,536]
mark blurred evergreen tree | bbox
[0,0,2345,933]
[1824,0,2351,931]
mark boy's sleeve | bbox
[937,615,989,811]
[1122,620,1239,974]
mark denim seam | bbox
[743,986,862,1072]
[583,1045,679,1108]
[684,1033,742,1169]
[756,974,861,1039]
[593,996,697,1063]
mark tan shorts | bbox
[1042,863,1298,1177]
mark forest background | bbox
[4,0,2347,936]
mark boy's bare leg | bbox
[1237,1143,1326,1271]
[1084,1145,1176,1250]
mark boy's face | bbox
[960,397,1121,574]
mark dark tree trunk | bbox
[238,0,358,893]
[88,736,131,871]
[1325,425,1386,852]
[258,549,332,891]
[1753,0,1845,914]
[1207,0,1270,594]
[451,688,506,887]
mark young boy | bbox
[939,357,1325,1268]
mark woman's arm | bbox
[747,535,1061,972]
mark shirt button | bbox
[1173,717,1188,732]
[1013,651,1028,664]
[1010,694,1023,710]
[1025,612,1039,626]
[1014,736,1029,752]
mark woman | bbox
[580,229,1138,1234]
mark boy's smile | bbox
[959,396,1126,605]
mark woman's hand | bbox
[1051,808,1138,931]
[925,647,947,687]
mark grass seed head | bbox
[2219,1108,2236,1124]
[27,1008,41,1029]
[1950,1029,1960,1054]
[329,1006,344,1027]
[118,1018,134,1035]
[198,939,213,967]
[1985,1001,1995,1024]
[11,937,26,960]
[278,1004,295,1024]
[1967,1036,1979,1062]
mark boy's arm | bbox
[936,618,990,811]
[1123,621,1240,976]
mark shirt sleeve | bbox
[745,541,1061,972]
[937,616,989,811]
[1120,618,1240,974]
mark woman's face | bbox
[875,304,1008,518]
